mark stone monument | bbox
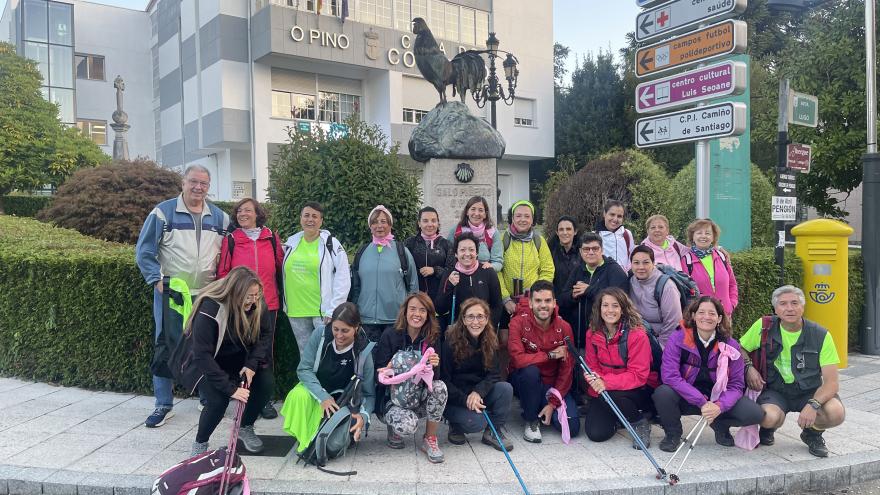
[110,75,130,161]
[409,18,505,225]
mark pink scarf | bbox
[454,261,479,276]
[421,232,439,249]
[710,340,740,402]
[546,387,571,444]
[464,222,496,242]
[377,347,436,392]
[372,233,395,248]
[735,388,761,450]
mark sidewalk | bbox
[1,354,880,495]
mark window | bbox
[271,91,291,118]
[24,42,49,83]
[460,7,475,45]
[23,0,48,43]
[319,91,359,123]
[445,3,458,42]
[403,108,428,124]
[49,87,74,123]
[475,11,489,48]
[375,0,392,27]
[430,1,445,40]
[76,54,105,80]
[394,0,410,31]
[76,119,107,145]
[514,98,536,127]
[48,2,72,45]
[271,91,316,120]
[411,0,427,23]
[49,44,73,88]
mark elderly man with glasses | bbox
[738,285,846,457]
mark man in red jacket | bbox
[508,280,580,443]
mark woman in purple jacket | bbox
[680,219,739,317]
[652,296,763,452]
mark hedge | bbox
[0,215,864,395]
[0,195,52,217]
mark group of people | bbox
[135,165,846,467]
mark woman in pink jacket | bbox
[640,215,687,271]
[680,219,739,317]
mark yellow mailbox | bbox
[790,219,853,368]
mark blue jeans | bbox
[509,365,581,438]
[444,382,513,433]
[152,287,174,410]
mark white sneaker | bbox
[523,420,542,443]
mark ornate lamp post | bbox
[472,32,519,129]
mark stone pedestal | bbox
[422,158,497,228]
[110,122,130,161]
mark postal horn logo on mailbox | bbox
[809,283,835,304]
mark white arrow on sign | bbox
[783,187,794,194]
[639,87,654,108]
[635,0,748,43]
[635,102,747,148]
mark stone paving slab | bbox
[1,354,880,494]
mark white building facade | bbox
[2,0,554,211]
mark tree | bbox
[553,42,571,90]
[37,159,182,244]
[0,43,106,197]
[268,118,421,249]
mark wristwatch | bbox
[807,399,821,411]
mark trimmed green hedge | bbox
[0,215,864,395]
[0,195,52,217]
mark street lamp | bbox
[472,32,519,129]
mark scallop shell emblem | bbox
[455,162,475,183]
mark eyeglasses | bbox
[464,314,488,322]
[580,246,601,253]
[186,179,210,188]
[245,292,263,303]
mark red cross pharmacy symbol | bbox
[657,10,670,28]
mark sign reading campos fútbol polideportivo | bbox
[789,91,819,127]
[635,102,747,148]
[635,19,748,78]
[787,144,812,173]
[635,0,748,43]
[771,196,797,221]
[635,60,747,114]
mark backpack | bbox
[682,250,730,275]
[502,231,544,253]
[653,264,700,312]
[351,240,412,293]
[594,325,663,374]
[151,447,247,495]
[297,341,375,475]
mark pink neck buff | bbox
[421,232,439,249]
[454,260,479,276]
[372,233,394,247]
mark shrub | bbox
[729,247,803,337]
[544,149,673,241]
[848,250,864,350]
[268,119,421,249]
[37,159,182,244]
[0,194,53,217]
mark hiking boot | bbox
[713,425,735,447]
[421,435,445,463]
[387,425,405,449]
[759,427,776,446]
[260,402,278,419]
[190,441,209,457]
[523,420,542,443]
[631,418,652,450]
[145,408,174,428]
[659,431,681,452]
[482,428,514,452]
[447,426,466,445]
[800,428,829,457]
[238,425,264,454]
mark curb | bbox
[2,449,879,495]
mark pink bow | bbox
[546,388,571,444]
[710,341,740,402]
[734,388,761,450]
[378,347,436,392]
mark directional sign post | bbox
[787,144,812,173]
[635,0,748,42]
[635,102,747,148]
[635,19,748,78]
[789,91,819,127]
[635,61,747,113]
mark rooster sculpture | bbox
[412,17,487,105]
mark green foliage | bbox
[0,194,53,217]
[213,201,236,216]
[0,43,107,197]
[729,248,803,338]
[544,150,672,241]
[553,42,571,89]
[848,250,864,350]
[268,118,421,249]
[666,162,776,247]
[535,154,577,224]
[0,215,301,395]
[37,159,182,244]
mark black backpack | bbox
[654,263,700,312]
[594,325,664,374]
[351,240,412,293]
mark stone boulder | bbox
[408,101,506,163]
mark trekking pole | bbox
[661,417,708,485]
[564,337,669,483]
[482,410,530,495]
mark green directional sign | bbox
[789,91,818,127]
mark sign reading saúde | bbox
[635,19,747,78]
[635,101,747,148]
[787,144,812,173]
[789,91,819,127]
[771,196,797,221]
[635,60,747,113]
[635,0,748,43]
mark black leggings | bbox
[652,384,765,435]
[584,387,653,442]
[196,367,274,443]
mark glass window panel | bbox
[475,11,489,48]
[48,2,72,46]
[292,94,316,120]
[91,56,105,80]
[394,0,410,31]
[359,0,376,25]
[75,54,87,79]
[412,0,427,22]
[50,87,74,123]
[376,0,392,27]
[90,121,107,145]
[25,42,49,84]
[444,4,458,42]
[460,8,475,45]
[49,44,73,88]
[430,1,444,39]
[514,98,535,126]
[24,0,48,43]
[271,90,292,118]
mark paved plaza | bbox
[1,354,880,495]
